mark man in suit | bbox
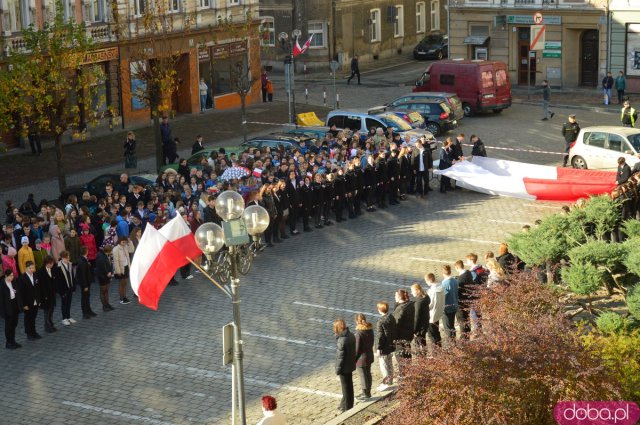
[191,135,205,155]
[0,269,22,349]
[17,260,42,340]
[387,149,400,205]
[56,251,77,326]
[37,255,58,333]
[77,246,97,319]
[411,139,433,198]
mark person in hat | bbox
[561,114,580,167]
[17,236,35,274]
[32,239,48,271]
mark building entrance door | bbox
[518,27,536,85]
[580,30,598,87]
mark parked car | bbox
[413,34,448,60]
[376,110,426,129]
[60,173,156,201]
[413,60,512,116]
[241,135,313,151]
[159,149,217,174]
[325,110,437,151]
[569,126,640,170]
[384,92,464,122]
[284,127,331,140]
[392,100,457,137]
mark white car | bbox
[568,126,640,170]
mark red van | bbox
[413,60,512,117]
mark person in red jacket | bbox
[79,223,97,267]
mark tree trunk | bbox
[55,133,67,194]
[545,260,554,285]
[153,110,163,171]
[241,93,247,143]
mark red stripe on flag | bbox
[171,234,202,260]
[523,167,617,202]
[137,240,185,310]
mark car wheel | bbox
[571,156,588,170]
[493,109,503,114]
[463,103,474,117]
[436,50,443,60]
[425,123,440,137]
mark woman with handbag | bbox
[124,131,137,169]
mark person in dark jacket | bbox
[203,195,222,225]
[322,173,334,226]
[496,243,516,273]
[333,318,356,412]
[354,313,374,400]
[353,161,364,215]
[398,147,411,200]
[439,139,454,193]
[77,246,96,319]
[17,261,42,340]
[275,180,291,239]
[375,153,388,208]
[393,288,415,371]
[411,283,430,350]
[311,174,325,229]
[617,157,632,185]
[37,255,58,333]
[387,149,400,205]
[300,176,314,232]
[375,301,396,390]
[345,164,357,218]
[411,140,433,198]
[333,169,347,222]
[285,171,301,235]
[470,134,487,158]
[95,246,114,311]
[454,260,473,338]
[0,269,21,349]
[561,114,580,167]
[346,54,360,85]
[191,135,205,155]
[124,131,137,169]
[363,156,377,212]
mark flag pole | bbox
[186,257,231,298]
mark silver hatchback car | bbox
[569,126,640,170]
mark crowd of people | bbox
[331,245,520,413]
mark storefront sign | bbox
[198,48,210,62]
[80,47,119,65]
[212,45,229,58]
[544,41,561,50]
[229,41,247,55]
[542,50,561,58]
[507,15,561,25]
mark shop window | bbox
[130,61,147,111]
[208,55,249,97]
[260,18,275,46]
[440,74,454,85]
[308,21,326,48]
[430,1,440,31]
[89,63,108,114]
[369,9,380,43]
[394,5,404,38]
[416,2,425,34]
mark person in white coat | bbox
[112,236,134,305]
[425,273,445,347]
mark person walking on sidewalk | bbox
[541,80,554,121]
[621,100,637,128]
[615,71,627,104]
[261,70,269,102]
[347,55,360,85]
[198,78,208,113]
[561,114,580,167]
[602,71,614,105]
[124,131,137,169]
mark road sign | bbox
[530,25,545,50]
[534,12,543,24]
[223,323,234,365]
[330,60,340,72]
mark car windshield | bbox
[629,134,640,151]
[379,114,413,131]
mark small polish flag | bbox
[130,215,201,310]
[293,34,314,57]
[253,167,263,178]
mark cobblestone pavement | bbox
[0,58,628,425]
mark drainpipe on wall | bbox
[607,9,612,73]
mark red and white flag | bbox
[130,215,201,310]
[293,34,314,57]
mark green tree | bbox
[582,195,621,240]
[0,2,104,192]
[565,240,628,295]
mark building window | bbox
[416,2,425,34]
[168,0,179,13]
[259,18,275,47]
[2,0,23,32]
[394,5,404,38]
[430,1,440,31]
[308,21,326,48]
[370,9,380,43]
[84,0,106,22]
[228,0,239,4]
[131,0,144,16]
[199,0,209,7]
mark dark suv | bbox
[240,135,315,151]
[393,100,458,137]
[413,34,448,60]
[386,92,464,122]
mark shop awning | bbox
[463,36,490,46]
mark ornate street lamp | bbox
[193,190,270,425]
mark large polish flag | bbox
[434,157,616,202]
[130,216,201,310]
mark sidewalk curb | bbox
[512,99,620,115]
[323,390,397,425]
